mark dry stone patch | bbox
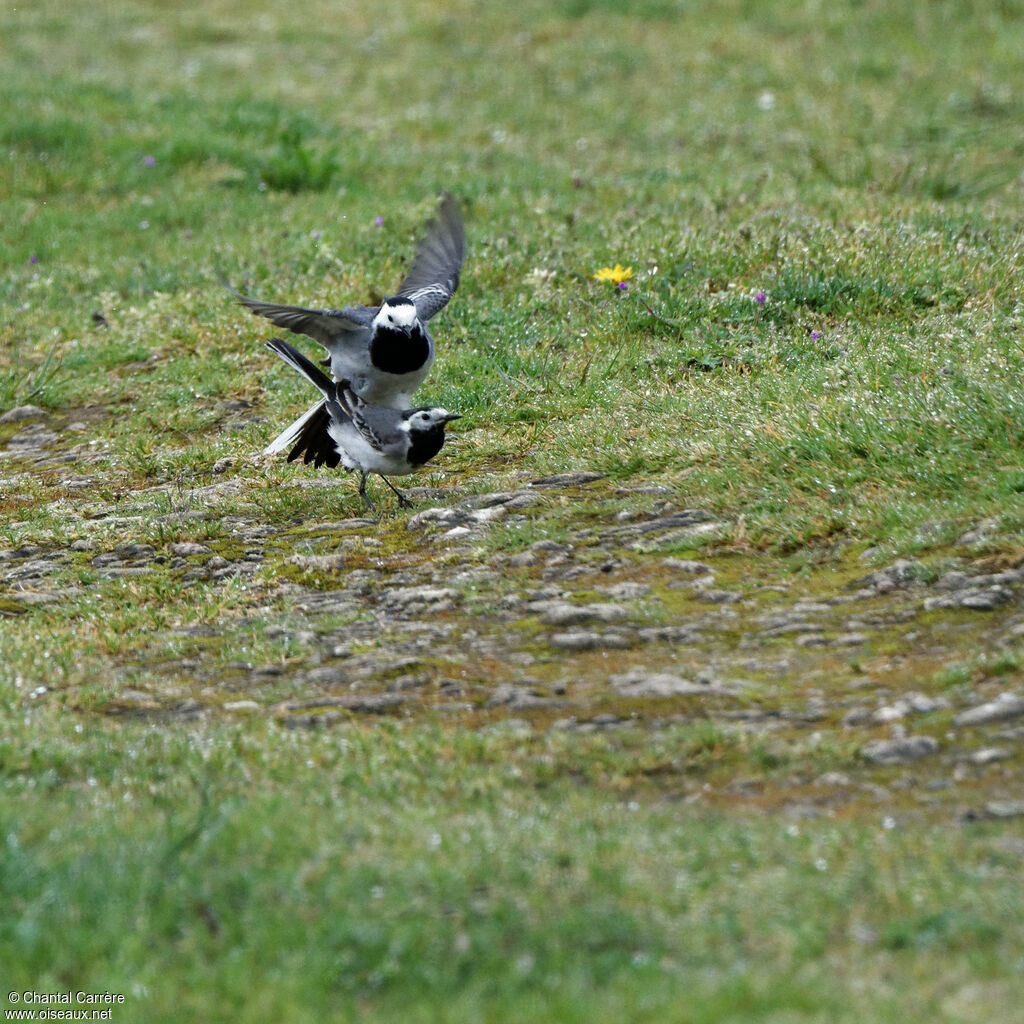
[3,470,1022,821]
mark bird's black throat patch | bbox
[370,326,430,376]
[406,424,446,467]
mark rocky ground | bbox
[2,404,1023,826]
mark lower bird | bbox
[264,337,460,511]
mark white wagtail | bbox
[264,337,461,510]
[226,193,464,468]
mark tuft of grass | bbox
[0,334,64,408]
[257,124,343,194]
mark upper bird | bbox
[225,192,465,467]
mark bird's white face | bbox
[374,300,419,332]
[406,408,460,431]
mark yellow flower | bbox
[594,263,634,284]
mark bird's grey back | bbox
[339,391,410,454]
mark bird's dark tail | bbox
[265,338,349,467]
[284,403,340,467]
[266,337,337,400]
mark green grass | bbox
[3,0,1024,1019]
[4,718,1022,1023]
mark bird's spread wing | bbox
[397,192,465,322]
[224,277,375,348]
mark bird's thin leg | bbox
[381,475,413,508]
[357,471,377,512]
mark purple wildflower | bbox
[755,291,767,305]
[375,215,384,226]
[617,281,628,290]
[312,231,322,240]
[143,155,156,168]
[810,330,821,341]
[29,255,39,265]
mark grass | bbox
[3,0,1024,1019]
[4,718,1022,1023]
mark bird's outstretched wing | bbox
[397,192,465,322]
[225,277,375,349]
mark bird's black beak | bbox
[443,413,462,424]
